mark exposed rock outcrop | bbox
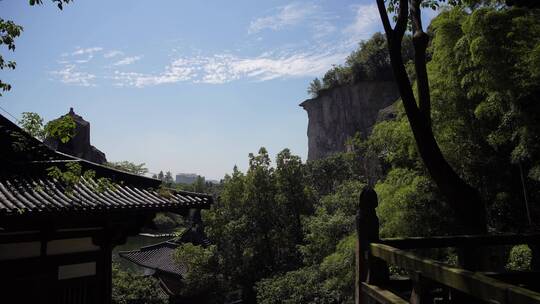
[300,81,400,160]
[44,108,107,164]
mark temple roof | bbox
[0,176,211,217]
[0,113,213,218]
[119,240,187,277]
[119,226,211,277]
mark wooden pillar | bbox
[410,271,432,304]
[356,187,388,304]
[94,222,124,304]
[93,227,114,304]
[103,240,113,304]
[529,244,540,271]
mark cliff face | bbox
[301,81,400,160]
[44,108,107,164]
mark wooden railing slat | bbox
[371,243,540,304]
[361,282,408,304]
[379,233,540,249]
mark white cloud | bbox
[112,58,198,87]
[114,56,142,66]
[203,52,346,83]
[112,50,347,87]
[344,4,380,42]
[313,20,337,39]
[72,47,103,56]
[51,64,96,87]
[248,3,317,34]
[75,54,94,64]
[104,50,124,58]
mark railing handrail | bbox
[355,187,540,304]
[378,232,540,249]
[370,243,540,304]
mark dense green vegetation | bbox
[20,111,76,143]
[307,33,414,97]
[171,3,540,303]
[107,161,149,175]
[112,263,167,304]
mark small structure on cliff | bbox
[44,107,107,164]
[300,81,400,160]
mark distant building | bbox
[175,173,202,184]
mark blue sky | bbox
[0,0,429,179]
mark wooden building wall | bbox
[0,227,114,304]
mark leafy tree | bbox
[368,111,420,171]
[192,175,206,192]
[307,78,322,97]
[305,32,414,96]
[164,171,174,184]
[345,32,413,82]
[0,19,22,96]
[20,111,76,143]
[256,235,356,304]
[29,0,73,9]
[44,114,76,143]
[112,263,167,304]
[46,162,114,194]
[300,180,363,265]
[152,212,180,230]
[506,245,532,271]
[256,266,329,304]
[375,0,492,233]
[426,6,540,230]
[1,0,72,96]
[199,148,314,303]
[107,161,149,175]
[174,244,221,298]
[316,235,356,304]
[256,169,362,304]
[305,154,354,197]
[375,168,457,237]
[19,112,45,139]
[275,149,315,244]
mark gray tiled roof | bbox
[119,241,187,276]
[0,176,212,216]
[0,113,213,217]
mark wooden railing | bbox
[355,187,540,304]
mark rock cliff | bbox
[44,108,107,164]
[300,81,400,160]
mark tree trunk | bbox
[376,0,486,234]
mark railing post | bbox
[528,243,540,271]
[356,187,389,304]
[409,271,432,304]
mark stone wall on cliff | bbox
[300,81,400,161]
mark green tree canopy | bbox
[106,161,149,175]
